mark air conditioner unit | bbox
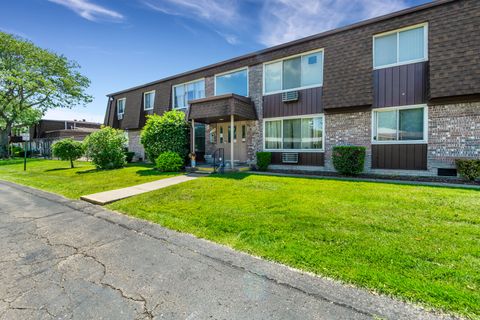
[118,114,124,120]
[282,90,299,102]
[282,152,299,164]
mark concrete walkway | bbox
[81,174,198,205]
[0,180,457,320]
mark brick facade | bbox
[428,102,480,170]
[324,110,372,171]
[127,130,146,161]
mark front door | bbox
[216,121,247,163]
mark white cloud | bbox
[258,0,408,46]
[48,0,124,22]
[143,0,239,24]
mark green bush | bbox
[84,126,127,170]
[256,152,272,171]
[141,111,190,163]
[332,146,366,176]
[52,138,84,168]
[455,159,480,181]
[156,151,184,172]
[125,151,135,163]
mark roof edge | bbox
[107,0,452,97]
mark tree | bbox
[84,126,126,170]
[0,32,92,158]
[141,111,190,162]
[52,138,84,168]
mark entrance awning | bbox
[187,94,257,123]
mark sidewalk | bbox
[81,174,199,205]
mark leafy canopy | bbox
[52,138,84,168]
[0,31,92,156]
[140,110,190,162]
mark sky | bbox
[0,0,430,123]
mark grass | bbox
[107,173,480,318]
[0,158,179,199]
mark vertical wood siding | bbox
[271,152,325,166]
[371,144,427,170]
[373,61,428,108]
[263,87,323,118]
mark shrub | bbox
[256,152,272,171]
[52,138,84,168]
[141,111,190,163]
[455,159,480,181]
[125,151,135,163]
[332,146,366,176]
[84,126,126,170]
[156,151,183,172]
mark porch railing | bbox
[212,148,225,173]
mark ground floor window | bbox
[372,105,427,143]
[264,115,324,151]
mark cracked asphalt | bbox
[0,180,455,320]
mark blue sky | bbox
[0,0,430,123]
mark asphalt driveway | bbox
[0,181,453,320]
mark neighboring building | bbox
[105,0,480,176]
[30,119,101,156]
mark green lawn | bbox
[0,159,179,199]
[107,173,480,318]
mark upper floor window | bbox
[215,68,248,96]
[264,49,323,95]
[117,98,125,116]
[144,90,155,110]
[372,105,427,143]
[173,79,205,110]
[373,23,428,69]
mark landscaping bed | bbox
[0,159,179,199]
[108,172,480,319]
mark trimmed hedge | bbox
[156,151,184,172]
[256,152,272,171]
[455,159,480,181]
[332,146,366,176]
[84,126,127,170]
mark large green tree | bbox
[0,32,92,157]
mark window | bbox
[373,24,427,69]
[215,68,248,96]
[144,91,155,110]
[264,115,324,151]
[372,105,427,143]
[117,98,125,116]
[173,79,205,109]
[264,50,323,94]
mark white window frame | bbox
[371,104,428,145]
[373,23,428,70]
[171,78,205,110]
[214,67,249,97]
[143,90,155,111]
[262,48,324,96]
[117,98,126,116]
[263,113,325,152]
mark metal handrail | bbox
[212,148,224,173]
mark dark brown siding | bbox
[271,152,325,166]
[106,0,480,126]
[371,144,427,170]
[263,87,323,118]
[373,62,428,108]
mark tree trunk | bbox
[70,159,74,169]
[0,124,11,159]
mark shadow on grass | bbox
[136,169,176,177]
[203,172,252,180]
[45,167,74,172]
[76,169,100,174]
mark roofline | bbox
[39,119,102,125]
[107,0,452,97]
